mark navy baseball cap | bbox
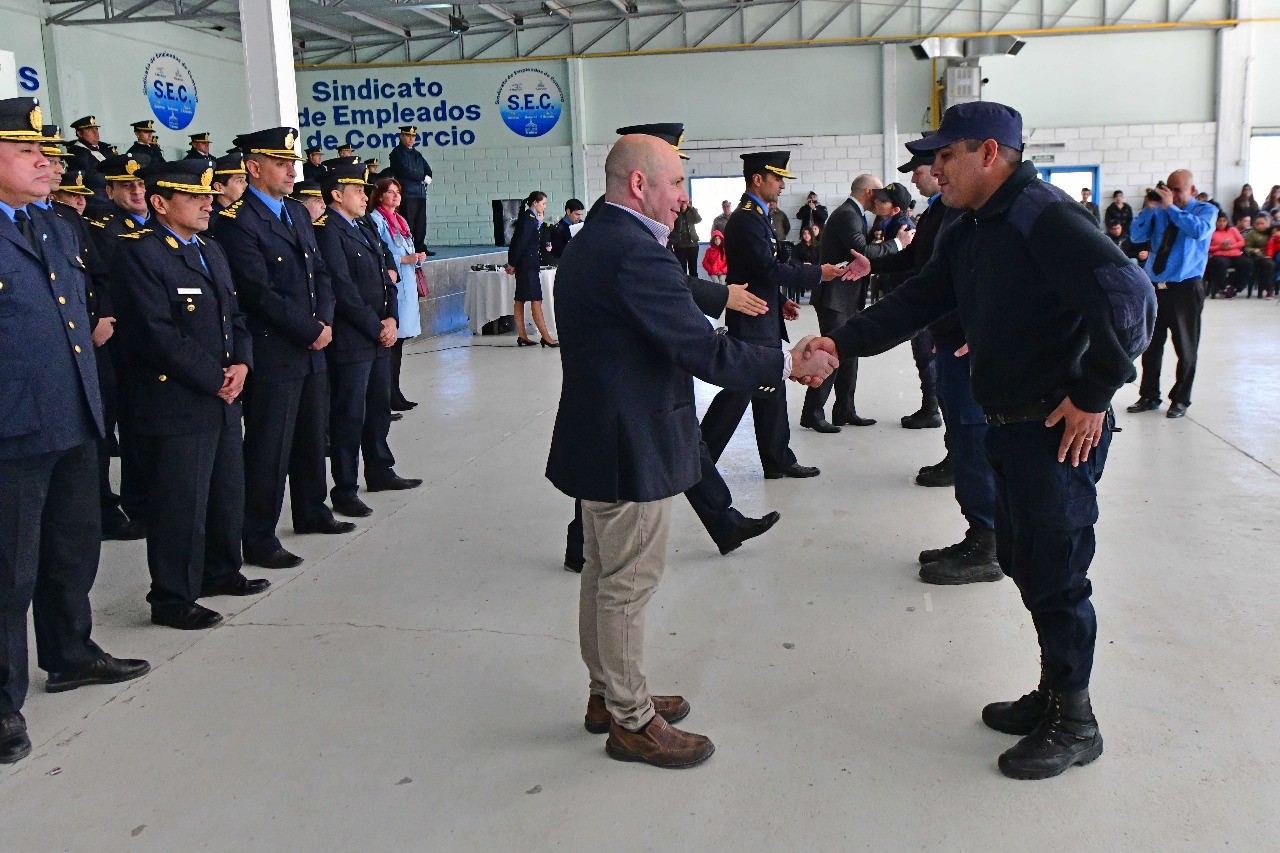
[905,102,1024,154]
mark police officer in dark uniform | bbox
[302,146,325,182]
[66,115,116,216]
[184,131,213,160]
[291,180,326,222]
[700,151,853,479]
[211,151,247,216]
[809,102,1155,780]
[314,161,421,518]
[88,152,156,539]
[210,127,352,570]
[111,158,269,630]
[0,99,150,764]
[387,126,433,254]
[127,120,166,163]
[38,124,72,193]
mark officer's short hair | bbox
[960,138,1023,166]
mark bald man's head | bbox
[850,173,882,208]
[604,134,687,228]
[1166,169,1196,209]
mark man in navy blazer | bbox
[0,99,150,765]
[546,127,846,769]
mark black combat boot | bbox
[982,668,1050,735]
[997,689,1103,780]
[914,454,953,487]
[901,397,943,429]
[920,526,1001,584]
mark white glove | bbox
[423,175,433,186]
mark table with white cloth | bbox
[463,267,557,337]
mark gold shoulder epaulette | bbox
[738,200,755,212]
[218,199,242,219]
[315,213,328,226]
[120,229,151,240]
[88,219,105,229]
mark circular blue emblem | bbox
[496,69,563,138]
[142,53,198,131]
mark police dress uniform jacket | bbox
[388,144,431,200]
[126,142,165,164]
[828,161,1156,414]
[67,139,115,175]
[315,210,398,365]
[110,229,252,435]
[507,210,541,281]
[302,160,324,183]
[723,194,819,345]
[52,201,113,323]
[87,204,151,269]
[546,203,784,504]
[813,197,897,314]
[0,207,105,460]
[210,191,335,381]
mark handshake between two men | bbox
[785,248,873,387]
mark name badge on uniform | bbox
[176,287,203,295]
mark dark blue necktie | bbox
[14,208,42,258]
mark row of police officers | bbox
[0,98,419,766]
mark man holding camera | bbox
[1126,171,1216,419]
[796,191,828,232]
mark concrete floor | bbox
[4,300,1278,851]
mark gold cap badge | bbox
[200,168,213,188]
[284,130,296,148]
[29,105,42,132]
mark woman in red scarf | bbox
[368,178,426,409]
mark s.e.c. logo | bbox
[495,68,563,139]
[143,52,198,130]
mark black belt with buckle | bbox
[985,398,1059,427]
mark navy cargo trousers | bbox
[985,418,1112,693]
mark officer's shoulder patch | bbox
[120,229,151,240]
[218,199,242,219]
[315,213,328,226]
[88,219,105,229]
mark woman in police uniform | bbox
[506,190,557,347]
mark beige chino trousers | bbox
[579,498,673,731]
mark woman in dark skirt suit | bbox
[505,190,558,347]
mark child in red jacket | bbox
[701,229,728,282]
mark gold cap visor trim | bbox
[152,180,220,195]
[765,165,797,179]
[0,130,64,143]
[247,148,304,161]
[54,184,94,196]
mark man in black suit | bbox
[0,99,150,764]
[111,159,270,630]
[314,161,421,518]
[700,151,856,478]
[548,127,841,769]
[210,126,353,570]
[801,174,914,431]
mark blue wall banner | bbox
[295,61,570,155]
[143,52,198,130]
[495,68,563,139]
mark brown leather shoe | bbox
[584,693,690,733]
[605,714,714,768]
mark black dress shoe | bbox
[45,653,151,693]
[799,415,841,434]
[714,511,781,555]
[390,412,404,422]
[390,399,419,411]
[333,496,373,517]
[763,463,820,479]
[102,507,146,541]
[365,474,423,492]
[200,574,271,598]
[0,713,32,764]
[151,604,224,631]
[244,547,303,569]
[1166,402,1188,418]
[1125,396,1161,413]
[294,517,357,535]
[423,249,437,257]
[833,410,876,427]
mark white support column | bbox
[881,44,898,182]
[1214,0,1253,199]
[240,0,300,133]
[567,57,588,202]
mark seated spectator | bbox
[1244,211,1275,299]
[809,222,822,246]
[1231,184,1260,224]
[701,229,728,284]
[1105,190,1133,235]
[1105,220,1148,265]
[711,199,732,235]
[1206,211,1251,299]
[1264,184,1280,217]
